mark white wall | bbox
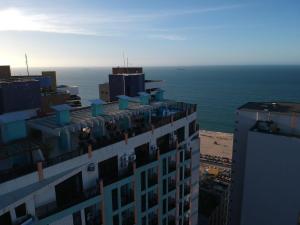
[241,131,300,225]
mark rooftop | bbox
[251,120,300,139]
[239,102,300,114]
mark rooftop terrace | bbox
[239,102,300,114]
[0,99,197,183]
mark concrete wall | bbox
[241,131,300,225]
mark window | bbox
[180,151,183,163]
[15,203,26,218]
[163,199,167,214]
[113,215,119,225]
[73,211,82,225]
[0,212,12,225]
[141,194,146,212]
[180,167,183,180]
[163,158,167,175]
[141,171,146,191]
[121,183,133,206]
[163,179,167,195]
[142,216,147,225]
[112,188,118,211]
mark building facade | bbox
[229,102,300,225]
[0,82,200,225]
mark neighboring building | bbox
[0,66,11,79]
[0,69,200,225]
[109,67,145,102]
[0,78,41,114]
[99,83,110,102]
[229,102,300,225]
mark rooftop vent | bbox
[51,104,71,126]
[155,89,165,101]
[117,95,130,110]
[89,99,106,117]
[138,92,150,105]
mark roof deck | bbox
[239,102,300,114]
[0,99,197,183]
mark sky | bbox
[0,0,300,67]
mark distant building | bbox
[229,102,300,225]
[0,66,11,79]
[99,67,164,102]
[99,83,110,102]
[0,78,41,114]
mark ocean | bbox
[13,65,300,133]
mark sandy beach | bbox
[199,130,233,159]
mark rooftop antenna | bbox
[122,52,126,68]
[25,53,30,76]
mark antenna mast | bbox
[25,53,30,76]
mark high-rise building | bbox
[0,69,200,225]
[229,102,300,225]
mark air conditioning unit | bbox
[120,154,128,168]
[87,163,95,172]
[129,153,136,161]
[151,145,157,151]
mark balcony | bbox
[136,150,157,168]
[168,179,176,192]
[36,184,100,219]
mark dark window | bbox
[163,158,167,175]
[179,184,183,198]
[15,203,26,218]
[0,212,12,225]
[113,214,119,225]
[141,194,146,212]
[163,179,167,195]
[112,188,118,211]
[176,127,185,143]
[73,211,82,225]
[55,172,83,208]
[98,156,118,186]
[163,218,167,225]
[141,171,146,191]
[180,167,183,180]
[163,199,167,214]
[180,151,183,163]
[142,216,147,225]
[135,143,150,167]
[189,120,196,136]
[148,167,158,187]
[121,183,133,206]
[179,202,182,216]
[84,204,100,225]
